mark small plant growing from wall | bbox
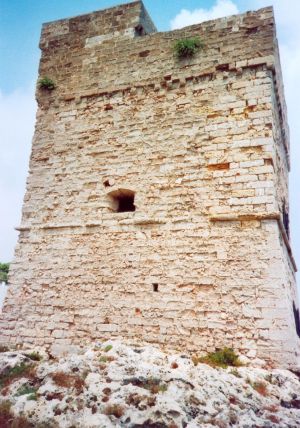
[38,76,56,90]
[173,37,204,59]
[0,263,9,283]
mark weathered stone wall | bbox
[1,1,299,367]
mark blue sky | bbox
[0,0,299,285]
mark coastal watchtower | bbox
[1,1,299,367]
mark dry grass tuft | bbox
[126,393,156,408]
[50,371,85,393]
[253,381,268,396]
[104,404,125,418]
[123,377,168,394]
[51,372,74,388]
[266,414,280,424]
[0,400,33,428]
[0,363,37,390]
[264,404,278,413]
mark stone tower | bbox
[1,1,299,368]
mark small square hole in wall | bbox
[135,24,145,36]
[108,189,135,213]
[153,283,159,292]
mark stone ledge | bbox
[132,218,166,226]
[210,212,297,272]
[210,213,280,222]
[15,217,167,231]
[15,224,82,231]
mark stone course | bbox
[0,1,299,368]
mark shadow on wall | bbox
[0,282,8,310]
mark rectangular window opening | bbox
[117,194,135,212]
[153,283,159,292]
[108,189,135,213]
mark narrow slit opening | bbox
[153,283,158,292]
[293,301,300,338]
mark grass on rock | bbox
[194,348,242,368]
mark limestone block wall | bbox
[0,1,299,367]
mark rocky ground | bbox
[0,340,299,427]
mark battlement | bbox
[40,1,156,49]
[39,5,275,95]
[37,4,289,165]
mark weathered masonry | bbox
[1,1,299,367]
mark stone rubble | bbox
[0,340,300,427]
